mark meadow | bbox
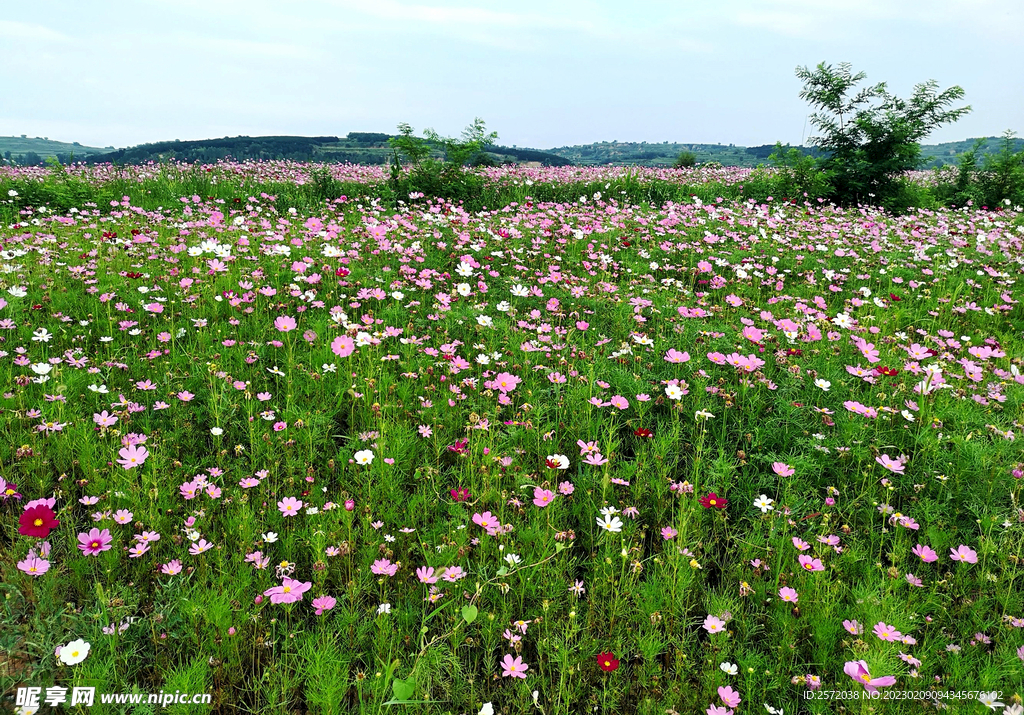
[1,162,1023,714]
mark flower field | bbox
[2,174,1023,715]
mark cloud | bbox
[0,20,71,43]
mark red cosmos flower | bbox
[700,493,728,509]
[786,348,803,357]
[634,428,653,438]
[621,241,631,247]
[875,366,899,377]
[451,487,470,502]
[335,267,350,277]
[545,458,560,469]
[19,504,60,538]
[889,293,902,302]
[596,652,620,672]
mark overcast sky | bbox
[2,0,1021,150]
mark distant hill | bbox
[79,134,572,167]
[4,132,1020,170]
[0,135,113,165]
[546,136,1024,168]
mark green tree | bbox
[795,62,971,207]
[388,123,432,166]
[423,117,498,166]
[673,151,697,168]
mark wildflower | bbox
[700,492,728,509]
[661,526,678,540]
[545,454,569,470]
[161,560,183,575]
[719,686,742,708]
[17,556,50,576]
[500,654,529,679]
[911,544,938,563]
[596,515,623,533]
[875,454,906,474]
[77,528,113,556]
[533,488,555,507]
[264,578,312,604]
[753,495,774,513]
[371,559,399,577]
[695,409,715,421]
[58,639,91,666]
[703,615,727,634]
[596,652,619,671]
[278,497,303,516]
[18,504,60,538]
[814,379,831,391]
[873,622,903,641]
[353,450,374,465]
[798,555,824,572]
[843,660,897,694]
[979,693,1004,710]
[950,545,978,563]
[843,620,864,635]
[377,603,392,615]
[569,580,585,596]
[778,587,798,603]
[720,662,738,675]
[116,444,149,469]
[772,462,795,477]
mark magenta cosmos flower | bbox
[798,555,824,572]
[331,335,355,358]
[274,315,297,332]
[77,528,113,556]
[843,660,897,694]
[771,462,795,477]
[500,654,529,679]
[912,544,938,563]
[312,596,336,615]
[718,685,741,708]
[264,578,311,604]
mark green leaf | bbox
[495,566,509,577]
[392,677,416,702]
[555,542,566,553]
[461,604,478,624]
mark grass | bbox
[1,167,1023,715]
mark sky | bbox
[1,0,1022,151]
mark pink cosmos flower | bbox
[873,622,903,641]
[500,654,529,679]
[706,707,734,715]
[491,372,521,393]
[278,497,303,517]
[875,454,906,474]
[331,335,355,358]
[950,545,978,563]
[189,539,214,555]
[718,685,741,708]
[664,348,690,363]
[798,555,824,572]
[112,509,134,525]
[792,537,810,551]
[17,556,50,576]
[264,578,311,604]
[558,481,575,496]
[912,544,938,563]
[312,596,336,615]
[77,528,113,556]
[533,488,555,508]
[778,587,799,603]
[703,615,727,634]
[274,316,297,332]
[116,444,149,470]
[661,526,678,540]
[609,395,629,410]
[416,566,438,584]
[772,462,795,477]
[371,559,399,577]
[843,660,897,694]
[472,511,500,532]
[843,619,864,635]
[161,559,183,575]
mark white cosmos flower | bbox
[479,704,494,715]
[262,532,279,543]
[377,602,392,615]
[720,662,738,675]
[32,328,52,343]
[355,332,373,346]
[596,515,623,533]
[391,291,404,300]
[695,410,715,421]
[87,384,109,394]
[476,354,490,365]
[753,495,775,513]
[8,285,27,297]
[901,410,915,422]
[58,638,91,665]
[354,450,374,465]
[456,262,475,277]
[322,363,337,373]
[210,427,224,436]
[30,363,52,375]
[814,379,831,391]
[665,384,684,400]
[476,315,493,327]
[495,300,511,312]
[510,284,529,297]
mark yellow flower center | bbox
[71,651,79,657]
[34,518,43,527]
[283,587,291,593]
[709,500,716,505]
